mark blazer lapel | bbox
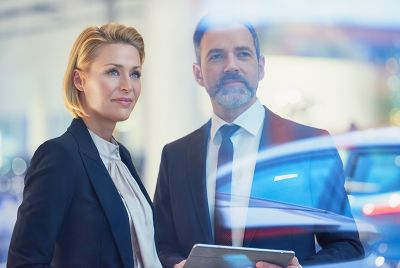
[67,119,134,268]
[244,107,313,246]
[119,147,154,212]
[259,106,289,148]
[244,107,288,246]
[186,121,213,243]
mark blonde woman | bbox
[8,23,161,268]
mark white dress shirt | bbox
[206,99,265,246]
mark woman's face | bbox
[75,43,142,127]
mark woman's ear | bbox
[73,69,85,91]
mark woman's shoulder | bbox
[32,131,80,164]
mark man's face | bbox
[193,24,265,111]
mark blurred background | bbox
[1,0,400,267]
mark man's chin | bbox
[216,95,253,110]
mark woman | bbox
[7,23,162,268]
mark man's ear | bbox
[73,69,85,91]
[258,55,265,81]
[193,63,205,87]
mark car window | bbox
[347,149,400,194]
[250,149,347,214]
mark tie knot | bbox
[219,124,240,140]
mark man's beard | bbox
[210,72,256,109]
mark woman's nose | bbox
[120,74,133,91]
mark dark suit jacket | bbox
[153,107,364,268]
[7,118,153,268]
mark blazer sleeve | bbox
[306,145,365,265]
[153,146,185,268]
[7,140,78,268]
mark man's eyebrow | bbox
[235,46,254,52]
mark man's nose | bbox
[224,54,239,72]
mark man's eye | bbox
[238,51,251,58]
[209,54,222,61]
[107,69,119,76]
[131,71,141,79]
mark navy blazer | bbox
[153,107,364,268]
[8,118,153,268]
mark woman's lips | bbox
[111,98,133,107]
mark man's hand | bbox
[174,259,186,268]
[256,256,301,268]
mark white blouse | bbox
[88,129,161,268]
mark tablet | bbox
[184,244,295,268]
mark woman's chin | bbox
[116,115,131,122]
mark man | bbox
[153,15,364,268]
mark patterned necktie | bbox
[214,124,240,245]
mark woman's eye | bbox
[131,71,141,79]
[107,69,119,76]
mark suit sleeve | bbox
[153,146,185,268]
[306,141,364,265]
[7,140,78,268]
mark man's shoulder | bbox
[164,120,210,150]
[285,117,328,136]
[267,108,329,139]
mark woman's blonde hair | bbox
[63,23,145,118]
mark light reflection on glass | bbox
[0,179,11,193]
[375,256,385,267]
[11,157,27,176]
[0,157,11,175]
[385,58,399,74]
[363,203,375,215]
[387,75,400,91]
[389,193,400,208]
[378,243,388,254]
[10,176,24,195]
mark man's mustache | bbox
[215,72,250,93]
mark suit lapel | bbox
[244,107,288,246]
[186,121,213,243]
[67,119,134,268]
[259,106,290,148]
[119,147,154,212]
[187,108,294,246]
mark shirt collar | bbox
[210,99,265,142]
[88,129,120,162]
